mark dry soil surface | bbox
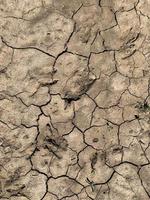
[0,0,150,200]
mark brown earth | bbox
[0,0,150,199]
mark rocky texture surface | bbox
[0,0,150,199]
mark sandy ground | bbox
[0,0,150,199]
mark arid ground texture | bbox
[0,0,150,200]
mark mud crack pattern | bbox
[0,0,150,200]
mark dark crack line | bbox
[0,36,56,58]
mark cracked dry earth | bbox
[0,0,150,200]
